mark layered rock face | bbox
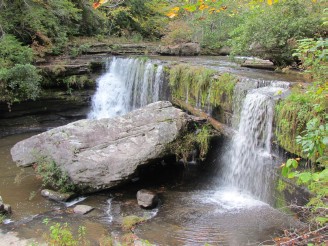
[11,102,196,192]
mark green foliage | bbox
[0,214,6,224]
[293,37,328,82]
[275,84,326,158]
[296,118,328,164]
[169,124,212,163]
[35,157,75,193]
[229,0,324,65]
[0,64,41,104]
[42,219,88,246]
[122,215,146,231]
[161,20,193,44]
[0,35,34,67]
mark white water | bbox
[221,82,289,203]
[88,57,164,119]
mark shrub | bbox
[230,0,324,65]
[0,64,41,104]
[0,35,34,67]
[35,157,75,193]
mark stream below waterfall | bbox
[0,56,307,245]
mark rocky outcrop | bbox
[11,102,198,192]
[137,189,159,208]
[241,58,275,70]
[157,43,200,56]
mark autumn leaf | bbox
[93,0,109,9]
[166,12,177,18]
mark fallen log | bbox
[172,98,235,138]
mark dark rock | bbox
[0,203,4,213]
[3,204,12,214]
[11,101,198,192]
[41,189,76,202]
[137,189,159,208]
[73,205,94,215]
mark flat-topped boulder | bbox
[11,101,198,192]
[157,43,200,56]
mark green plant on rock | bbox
[169,64,237,111]
[0,214,6,224]
[275,85,326,158]
[35,157,75,193]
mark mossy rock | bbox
[122,215,146,231]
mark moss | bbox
[62,75,94,89]
[168,64,237,112]
[122,216,146,231]
[275,86,327,157]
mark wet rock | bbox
[0,196,11,214]
[241,58,275,70]
[157,43,200,56]
[137,189,159,208]
[0,203,4,213]
[11,101,197,192]
[41,189,76,202]
[73,205,94,215]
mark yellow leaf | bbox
[268,0,273,5]
[199,4,209,10]
[166,12,177,18]
[171,7,180,12]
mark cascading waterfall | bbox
[88,57,164,119]
[221,82,289,203]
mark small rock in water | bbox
[3,204,12,214]
[73,205,94,215]
[41,189,76,202]
[0,196,12,214]
[137,189,158,209]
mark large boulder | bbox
[11,102,195,192]
[157,43,200,56]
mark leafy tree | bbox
[0,35,41,105]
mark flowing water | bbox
[221,85,289,203]
[88,57,165,119]
[0,56,306,245]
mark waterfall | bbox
[221,82,289,203]
[88,57,164,119]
